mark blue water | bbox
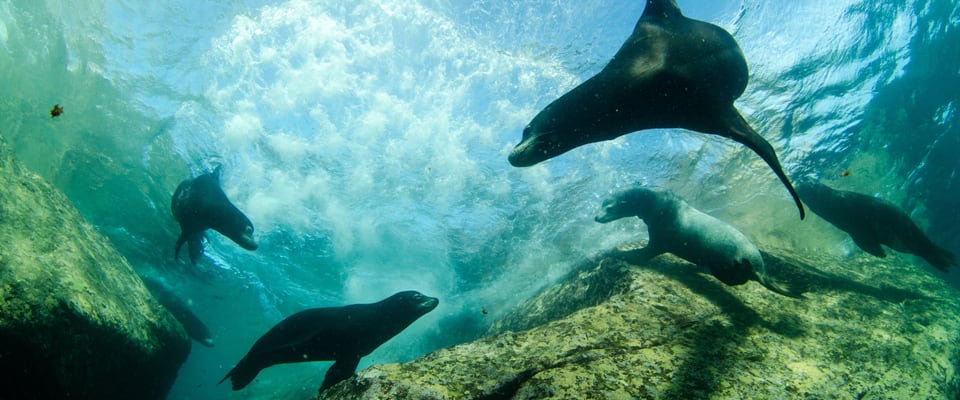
[1,0,957,399]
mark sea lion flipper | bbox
[174,234,187,261]
[212,165,223,184]
[921,245,956,271]
[187,236,204,265]
[718,108,804,220]
[218,358,259,391]
[319,356,360,392]
[643,0,683,19]
[851,234,886,258]
[621,246,661,264]
[756,275,805,299]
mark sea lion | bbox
[171,165,257,264]
[510,0,804,219]
[219,291,439,392]
[796,181,956,270]
[595,186,801,297]
[142,277,215,347]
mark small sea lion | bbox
[142,277,215,347]
[171,165,257,264]
[509,0,804,219]
[796,181,956,270]
[596,185,800,297]
[219,291,439,392]
[50,104,63,118]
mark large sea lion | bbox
[219,291,439,392]
[142,277,215,347]
[510,0,804,219]
[596,186,800,297]
[171,165,257,264]
[796,181,956,270]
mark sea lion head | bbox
[595,186,663,223]
[386,291,440,316]
[508,118,576,167]
[222,216,258,251]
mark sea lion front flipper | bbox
[175,231,205,265]
[320,356,360,392]
[616,245,663,265]
[174,234,188,261]
[921,245,956,271]
[187,235,204,265]
[851,234,886,258]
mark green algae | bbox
[320,245,960,399]
[0,137,189,398]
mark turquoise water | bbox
[1,0,957,398]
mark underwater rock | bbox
[0,138,190,399]
[319,246,960,399]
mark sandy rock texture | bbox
[319,244,960,399]
[0,138,190,399]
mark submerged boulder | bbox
[0,139,190,399]
[320,245,960,398]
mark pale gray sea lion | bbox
[596,186,801,297]
[510,0,804,219]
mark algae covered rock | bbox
[319,245,960,399]
[0,139,190,399]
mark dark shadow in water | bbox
[600,247,926,397]
[642,260,767,397]
[489,243,929,398]
[760,250,926,303]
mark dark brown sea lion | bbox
[797,181,956,271]
[171,165,257,264]
[219,291,439,392]
[510,0,804,219]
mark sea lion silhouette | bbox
[219,291,439,392]
[510,0,804,219]
[596,186,801,297]
[797,181,956,270]
[142,277,215,347]
[171,165,257,264]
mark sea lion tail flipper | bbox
[218,359,259,391]
[922,245,956,272]
[320,356,361,392]
[718,108,805,220]
[758,276,805,299]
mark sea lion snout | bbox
[236,226,258,250]
[508,126,539,167]
[239,238,258,251]
[595,206,618,223]
[418,295,440,311]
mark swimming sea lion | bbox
[142,277,215,347]
[510,0,804,219]
[171,165,257,264]
[595,186,801,297]
[796,181,956,271]
[219,291,439,392]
